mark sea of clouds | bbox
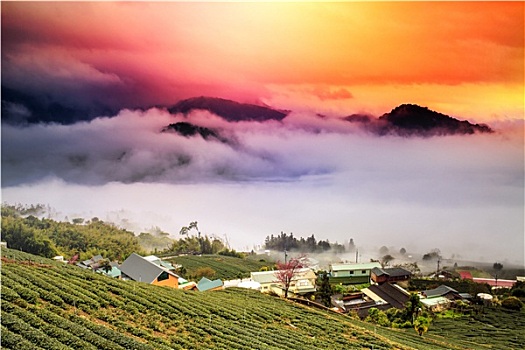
[2,108,523,265]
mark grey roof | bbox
[120,253,178,283]
[367,283,410,309]
[144,255,176,270]
[372,267,412,278]
[80,255,105,268]
[423,285,458,298]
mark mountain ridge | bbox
[168,96,289,122]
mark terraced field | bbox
[166,254,270,280]
[1,248,523,350]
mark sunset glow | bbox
[2,1,523,121]
[2,2,524,264]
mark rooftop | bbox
[371,267,412,277]
[330,262,382,272]
[197,277,224,292]
[251,268,315,284]
[422,285,458,298]
[120,253,179,283]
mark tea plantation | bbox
[1,248,523,349]
[165,254,270,280]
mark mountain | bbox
[162,121,228,142]
[168,96,289,122]
[377,104,493,136]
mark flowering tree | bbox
[274,257,305,298]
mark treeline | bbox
[167,235,226,255]
[264,232,345,253]
[1,204,144,261]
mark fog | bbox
[2,108,523,265]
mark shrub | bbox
[511,288,525,298]
[501,296,523,310]
[194,267,216,279]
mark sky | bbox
[1,2,524,265]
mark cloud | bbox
[2,108,523,264]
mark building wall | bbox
[152,275,179,288]
[333,268,372,278]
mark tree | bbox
[422,249,441,261]
[366,308,390,327]
[180,221,200,237]
[493,262,503,272]
[413,316,430,336]
[405,293,422,324]
[381,254,395,267]
[348,238,356,252]
[274,257,304,298]
[399,247,406,255]
[316,271,333,307]
[379,246,389,255]
[98,259,112,273]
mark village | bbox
[55,249,524,323]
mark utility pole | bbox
[284,249,288,264]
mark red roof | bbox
[472,278,516,288]
[459,271,473,280]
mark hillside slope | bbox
[165,254,270,280]
[1,248,516,350]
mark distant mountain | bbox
[162,122,228,143]
[346,104,493,136]
[168,96,288,122]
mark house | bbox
[143,255,178,271]
[420,296,451,311]
[77,255,104,269]
[120,253,179,288]
[421,285,461,300]
[196,277,224,292]
[299,256,320,271]
[97,262,122,279]
[329,262,382,284]
[362,283,410,309]
[371,267,411,284]
[250,268,316,297]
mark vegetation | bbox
[501,296,523,311]
[429,304,525,349]
[166,254,269,280]
[1,204,144,261]
[409,279,491,296]
[315,271,333,307]
[264,231,345,253]
[275,257,304,298]
[2,248,524,349]
[0,248,432,350]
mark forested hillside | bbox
[1,247,493,350]
[1,205,144,261]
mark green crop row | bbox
[3,248,524,350]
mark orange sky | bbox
[2,1,523,122]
